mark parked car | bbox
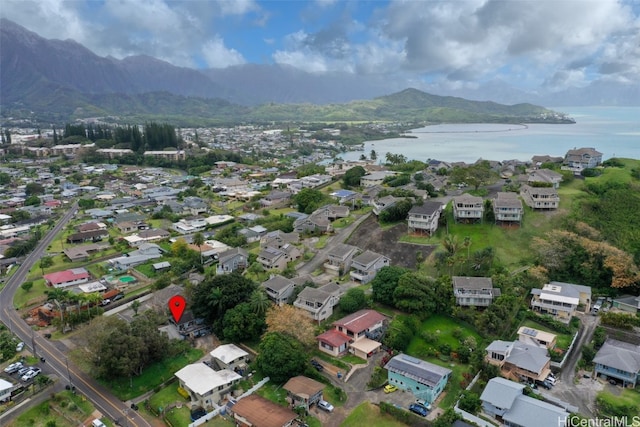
[409,403,428,417]
[546,376,557,385]
[15,342,24,352]
[17,366,32,376]
[21,368,40,382]
[415,399,432,410]
[310,359,324,371]
[317,400,334,412]
[4,361,23,373]
[538,380,553,389]
[384,384,398,393]
[112,293,125,301]
[100,299,111,306]
[92,419,107,427]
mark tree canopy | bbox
[256,332,307,384]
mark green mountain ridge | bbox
[2,86,572,127]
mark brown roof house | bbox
[316,309,387,359]
[283,375,325,412]
[231,394,297,427]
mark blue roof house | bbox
[384,354,451,405]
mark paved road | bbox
[0,203,152,427]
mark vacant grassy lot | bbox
[596,387,640,418]
[341,401,409,427]
[7,390,102,427]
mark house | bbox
[210,344,249,374]
[480,377,570,427]
[517,327,557,349]
[260,190,292,208]
[563,147,603,173]
[527,169,563,188]
[349,250,390,284]
[520,185,560,210]
[172,218,207,234]
[493,192,523,225]
[231,394,297,427]
[77,222,107,232]
[360,171,395,187]
[294,283,343,322]
[324,243,359,276]
[371,195,400,216]
[452,194,484,223]
[108,243,165,271]
[593,339,640,388]
[531,155,563,168]
[385,354,452,405]
[44,268,90,288]
[123,229,170,247]
[612,295,640,314]
[216,247,249,275]
[283,376,325,412]
[293,211,332,234]
[175,363,241,410]
[66,229,109,244]
[257,244,300,271]
[407,201,443,235]
[530,281,592,323]
[0,378,14,402]
[260,230,300,250]
[317,309,387,359]
[262,275,296,305]
[452,276,500,307]
[485,340,551,383]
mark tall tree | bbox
[256,332,307,384]
[192,232,205,264]
[249,288,271,316]
[39,255,53,275]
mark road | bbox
[0,203,152,427]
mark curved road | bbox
[0,203,152,427]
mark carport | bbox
[349,337,381,359]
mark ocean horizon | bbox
[342,106,640,164]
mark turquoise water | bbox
[343,107,640,163]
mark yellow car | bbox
[384,384,398,393]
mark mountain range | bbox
[1,18,635,126]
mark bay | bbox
[342,107,640,163]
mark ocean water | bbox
[342,107,640,163]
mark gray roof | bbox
[352,250,386,267]
[613,295,640,309]
[453,193,483,205]
[506,341,550,374]
[384,354,451,388]
[296,286,331,304]
[218,247,248,264]
[493,192,523,208]
[503,393,569,427]
[262,275,294,293]
[479,377,524,410]
[328,243,359,259]
[452,276,493,291]
[593,339,640,374]
[408,201,442,216]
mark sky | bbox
[2,0,640,93]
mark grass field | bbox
[596,387,640,418]
[7,390,102,427]
[341,401,409,427]
[13,278,47,309]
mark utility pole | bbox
[66,357,73,387]
[31,329,36,358]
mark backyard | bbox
[406,314,484,408]
[6,390,108,427]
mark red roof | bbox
[316,329,351,347]
[43,268,90,285]
[333,309,386,334]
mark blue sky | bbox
[2,0,639,93]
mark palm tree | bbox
[249,288,271,316]
[463,236,472,260]
[193,232,205,264]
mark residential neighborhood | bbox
[0,132,637,427]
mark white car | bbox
[317,399,334,412]
[16,342,24,352]
[546,376,557,385]
[21,367,41,381]
[4,361,23,373]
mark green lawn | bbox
[100,348,204,400]
[7,390,98,427]
[341,402,409,427]
[406,314,483,408]
[596,388,640,418]
[149,381,189,413]
[13,278,47,309]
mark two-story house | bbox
[453,194,484,223]
[520,185,560,210]
[530,281,591,323]
[371,195,400,216]
[485,340,551,383]
[260,230,300,250]
[452,276,500,307]
[316,309,387,359]
[480,377,570,427]
[349,250,390,284]
[563,147,603,173]
[385,354,452,405]
[215,247,248,275]
[262,275,296,305]
[493,192,523,225]
[324,243,359,276]
[527,169,563,188]
[257,244,300,271]
[175,363,242,410]
[407,201,443,236]
[293,283,343,322]
[593,339,640,388]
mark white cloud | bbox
[202,36,246,68]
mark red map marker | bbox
[168,295,186,323]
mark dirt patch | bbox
[346,215,436,269]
